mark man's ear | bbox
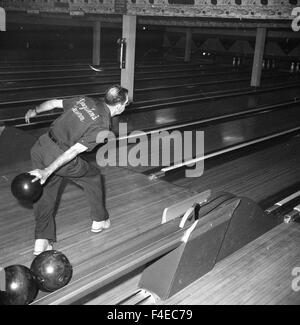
[117,104,123,113]
[112,105,120,116]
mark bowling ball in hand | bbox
[0,265,39,305]
[11,173,43,203]
[30,250,73,292]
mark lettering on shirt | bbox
[71,98,100,122]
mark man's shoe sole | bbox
[91,226,110,233]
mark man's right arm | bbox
[35,99,63,114]
[25,99,63,124]
[30,142,88,184]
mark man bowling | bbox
[25,85,129,255]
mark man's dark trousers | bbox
[30,133,108,242]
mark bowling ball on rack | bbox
[30,250,73,292]
[0,265,39,305]
[11,173,43,203]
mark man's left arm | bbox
[25,99,64,124]
[30,143,88,184]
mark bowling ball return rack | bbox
[26,188,300,305]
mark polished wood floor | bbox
[171,134,300,207]
[1,134,299,304]
[0,158,196,282]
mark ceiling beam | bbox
[6,11,122,28]
[164,26,300,39]
[138,16,292,29]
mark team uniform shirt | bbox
[50,96,111,152]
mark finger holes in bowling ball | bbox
[30,250,73,292]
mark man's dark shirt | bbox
[50,96,111,152]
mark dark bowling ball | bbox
[30,250,73,292]
[11,173,43,203]
[0,265,39,305]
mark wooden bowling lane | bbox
[0,60,115,72]
[0,159,198,274]
[0,58,91,67]
[0,64,206,82]
[0,60,205,71]
[169,133,300,208]
[0,61,212,81]
[0,71,252,105]
[110,103,300,178]
[0,74,282,125]
[0,68,294,95]
[0,67,243,92]
[0,67,186,85]
[0,75,267,121]
[0,62,223,82]
[131,73,300,105]
[119,100,300,177]
[0,63,91,71]
[115,85,300,133]
[3,74,300,131]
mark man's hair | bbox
[104,85,128,106]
